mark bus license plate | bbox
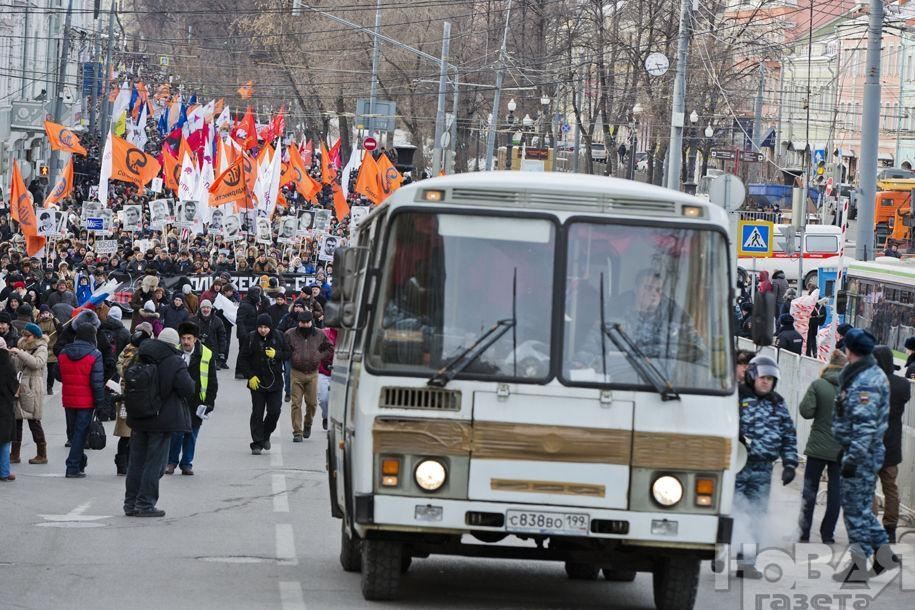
[506,510,590,536]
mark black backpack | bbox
[122,355,161,419]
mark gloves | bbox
[264,347,276,360]
[247,376,261,391]
[781,466,796,486]
[841,460,856,478]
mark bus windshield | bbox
[562,222,733,393]
[367,211,555,381]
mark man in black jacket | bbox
[124,327,196,518]
[166,322,218,476]
[904,336,915,379]
[774,314,803,355]
[240,314,290,454]
[234,287,262,379]
[872,346,910,543]
[190,300,227,368]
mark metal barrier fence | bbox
[737,337,915,521]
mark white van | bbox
[737,224,846,288]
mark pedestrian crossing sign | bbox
[737,220,773,257]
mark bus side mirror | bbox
[324,246,369,329]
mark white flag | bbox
[340,146,362,198]
[215,105,231,130]
[178,152,198,202]
[98,132,113,206]
[195,130,216,220]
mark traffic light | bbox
[814,160,826,185]
[38,164,49,177]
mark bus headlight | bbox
[414,459,447,491]
[651,475,683,507]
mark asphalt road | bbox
[1,341,913,609]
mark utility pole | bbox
[431,21,452,176]
[20,3,30,98]
[775,59,786,167]
[573,68,583,174]
[896,32,908,165]
[855,0,883,261]
[665,0,692,191]
[47,0,75,195]
[449,71,460,173]
[484,0,513,171]
[366,0,382,146]
[752,63,765,181]
[100,1,116,137]
[89,22,100,134]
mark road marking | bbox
[272,474,289,513]
[278,581,306,610]
[271,438,284,467]
[275,523,298,565]
[37,500,110,528]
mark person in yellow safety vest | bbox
[166,321,219,476]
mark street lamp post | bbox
[685,110,700,190]
[701,123,714,178]
[539,94,550,147]
[627,103,643,180]
[503,98,516,169]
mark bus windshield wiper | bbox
[603,323,681,402]
[428,269,518,388]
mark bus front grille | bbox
[380,386,462,411]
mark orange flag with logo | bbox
[9,160,32,226]
[26,235,46,258]
[331,183,350,221]
[376,153,403,198]
[237,81,254,99]
[178,136,196,166]
[44,120,87,156]
[162,151,181,192]
[319,141,336,185]
[110,135,161,190]
[45,157,74,207]
[354,152,383,205]
[288,144,322,201]
[208,156,248,208]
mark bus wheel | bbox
[564,562,600,580]
[361,539,403,601]
[602,568,637,582]
[340,522,361,573]
[652,557,700,610]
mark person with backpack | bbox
[57,315,106,478]
[123,327,195,518]
[240,314,290,454]
[112,322,154,476]
[165,322,218,476]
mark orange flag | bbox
[26,235,46,258]
[208,156,248,208]
[178,136,196,166]
[242,150,257,205]
[256,142,274,166]
[110,135,161,190]
[354,152,384,205]
[237,80,254,99]
[238,106,257,150]
[319,141,336,185]
[9,160,33,227]
[331,183,350,221]
[44,120,87,156]
[287,144,322,201]
[162,151,181,192]
[376,153,404,198]
[45,156,74,207]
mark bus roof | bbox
[384,171,727,224]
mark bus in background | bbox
[844,258,915,355]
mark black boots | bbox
[114,454,128,476]
[885,526,897,544]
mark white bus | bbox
[324,171,739,608]
[844,257,915,354]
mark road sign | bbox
[86,217,104,231]
[741,151,764,162]
[561,123,571,133]
[737,220,774,257]
[645,52,670,77]
[711,149,736,160]
[708,173,746,212]
[363,136,377,151]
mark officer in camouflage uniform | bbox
[734,355,798,578]
[832,329,894,583]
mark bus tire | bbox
[361,539,403,601]
[565,562,600,580]
[340,522,361,573]
[602,568,637,582]
[652,556,700,610]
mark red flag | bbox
[271,105,285,141]
[302,139,314,166]
[329,138,342,170]
[233,106,257,150]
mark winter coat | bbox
[46,290,77,309]
[874,346,910,467]
[114,344,140,438]
[775,323,804,355]
[905,353,915,380]
[0,351,19,445]
[240,329,290,392]
[38,317,61,363]
[236,292,261,339]
[190,312,227,361]
[57,339,105,410]
[186,342,218,426]
[285,327,333,374]
[772,271,789,307]
[833,355,890,471]
[130,275,160,329]
[266,303,288,327]
[99,317,130,365]
[12,335,48,421]
[318,328,337,376]
[0,326,20,348]
[737,384,799,467]
[184,292,199,315]
[757,270,773,295]
[76,282,92,306]
[162,296,190,330]
[126,339,196,433]
[798,365,843,461]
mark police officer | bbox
[832,329,895,583]
[734,355,798,578]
